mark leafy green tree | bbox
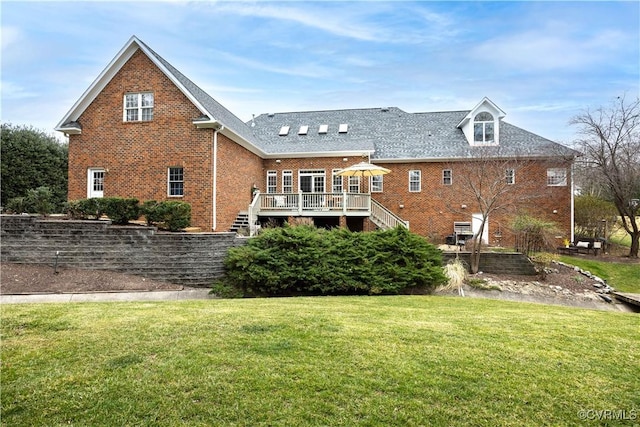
[1,123,68,211]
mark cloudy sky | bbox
[1,1,638,144]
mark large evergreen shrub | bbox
[221,225,446,297]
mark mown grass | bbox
[2,297,638,426]
[559,256,640,293]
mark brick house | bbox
[56,36,577,246]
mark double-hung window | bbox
[473,112,494,144]
[282,170,293,193]
[442,169,452,185]
[348,176,360,193]
[409,170,421,192]
[168,167,184,197]
[547,168,567,186]
[371,175,383,192]
[124,92,154,122]
[267,171,277,194]
[332,169,343,193]
[505,169,515,185]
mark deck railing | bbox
[257,191,371,214]
[371,199,410,230]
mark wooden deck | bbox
[612,292,640,307]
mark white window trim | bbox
[547,168,567,186]
[348,176,361,193]
[168,167,184,197]
[409,170,421,192]
[442,169,452,186]
[282,170,293,193]
[371,175,383,193]
[267,170,278,194]
[506,169,515,185]
[123,92,154,122]
[332,169,343,193]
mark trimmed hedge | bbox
[221,225,447,297]
[64,198,191,231]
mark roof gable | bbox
[55,36,262,154]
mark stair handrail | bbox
[248,191,261,236]
[370,199,409,230]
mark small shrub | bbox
[5,196,30,214]
[26,186,54,217]
[529,252,559,281]
[64,200,87,219]
[143,200,191,231]
[141,201,160,226]
[102,197,141,225]
[77,198,107,220]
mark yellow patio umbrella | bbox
[336,161,391,177]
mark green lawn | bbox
[558,256,640,293]
[2,297,638,426]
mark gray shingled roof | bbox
[140,38,575,160]
[140,40,260,146]
[250,108,576,160]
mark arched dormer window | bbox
[474,112,494,144]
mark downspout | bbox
[212,125,224,231]
[570,161,575,243]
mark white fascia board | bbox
[55,36,211,132]
[55,36,141,131]
[264,150,375,159]
[456,96,506,129]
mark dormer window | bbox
[124,92,154,122]
[474,112,494,144]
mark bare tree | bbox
[571,96,640,258]
[447,149,546,274]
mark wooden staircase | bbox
[230,211,250,233]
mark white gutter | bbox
[212,125,224,230]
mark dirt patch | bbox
[1,263,184,294]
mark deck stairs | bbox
[230,211,250,233]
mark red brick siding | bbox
[215,135,263,231]
[68,49,215,229]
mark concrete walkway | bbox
[0,289,214,304]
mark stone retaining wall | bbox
[442,252,537,275]
[1,215,244,287]
[1,216,537,288]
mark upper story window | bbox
[267,170,277,193]
[409,170,421,192]
[124,92,154,122]
[371,175,383,193]
[442,169,452,185]
[505,169,515,185]
[547,168,567,186]
[168,167,184,197]
[474,112,494,144]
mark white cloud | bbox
[0,81,38,100]
[1,26,21,50]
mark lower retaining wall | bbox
[442,252,537,275]
[1,215,245,287]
